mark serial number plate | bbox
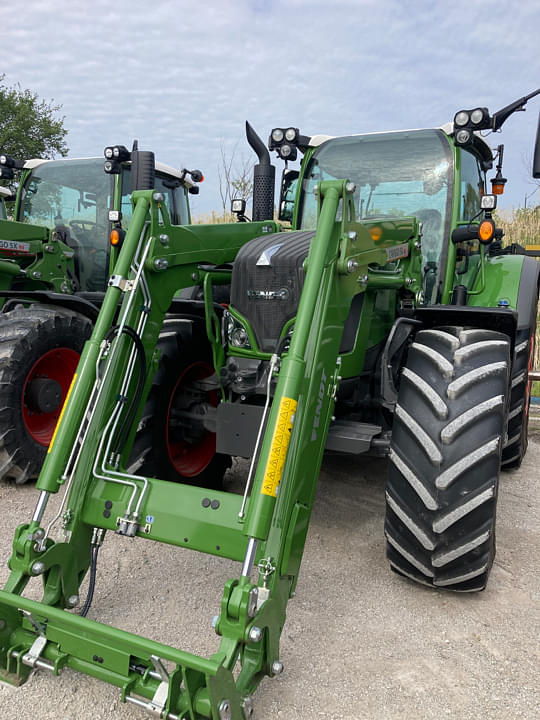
[386,243,409,261]
[0,240,31,253]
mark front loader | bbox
[0,90,538,719]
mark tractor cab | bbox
[276,127,492,305]
[13,156,194,291]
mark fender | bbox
[467,254,539,330]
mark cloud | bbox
[2,0,539,213]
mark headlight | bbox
[280,144,292,158]
[454,111,470,127]
[271,128,284,143]
[231,328,249,347]
[480,194,497,210]
[455,129,471,145]
[285,127,297,142]
[225,313,252,349]
[470,108,485,125]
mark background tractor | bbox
[0,91,538,719]
[0,145,201,483]
[0,186,11,219]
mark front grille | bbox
[231,231,315,352]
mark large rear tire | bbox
[501,322,536,469]
[385,326,510,592]
[0,305,92,483]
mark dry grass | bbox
[497,206,540,248]
[192,211,236,224]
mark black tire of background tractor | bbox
[128,325,231,490]
[385,326,510,592]
[0,305,92,484]
[501,322,536,469]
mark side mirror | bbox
[278,168,299,223]
[533,112,540,179]
[130,149,155,192]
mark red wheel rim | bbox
[166,360,218,477]
[22,347,80,446]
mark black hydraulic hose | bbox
[103,324,147,458]
[79,544,99,618]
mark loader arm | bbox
[0,183,422,718]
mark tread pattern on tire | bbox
[501,325,535,468]
[0,305,92,483]
[385,325,509,592]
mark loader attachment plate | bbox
[0,590,243,719]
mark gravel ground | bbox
[0,437,538,720]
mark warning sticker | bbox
[261,396,297,498]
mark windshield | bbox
[300,130,453,303]
[20,158,111,291]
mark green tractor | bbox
[0,145,201,483]
[0,90,538,719]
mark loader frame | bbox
[0,180,423,718]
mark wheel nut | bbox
[248,626,262,643]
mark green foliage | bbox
[0,74,68,162]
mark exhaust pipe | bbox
[246,121,275,221]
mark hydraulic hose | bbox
[103,324,147,459]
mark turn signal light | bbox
[370,226,382,242]
[478,219,495,244]
[110,228,125,247]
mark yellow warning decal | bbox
[48,373,77,454]
[261,396,297,497]
[525,244,540,251]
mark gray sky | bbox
[3,0,540,217]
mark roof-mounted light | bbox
[455,129,472,145]
[454,111,470,127]
[284,127,297,142]
[470,108,485,125]
[269,127,299,161]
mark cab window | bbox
[459,150,485,221]
[120,168,189,226]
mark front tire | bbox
[501,322,536,469]
[130,323,231,489]
[385,326,510,592]
[0,305,92,483]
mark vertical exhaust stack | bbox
[533,112,540,179]
[246,121,275,221]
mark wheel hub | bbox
[25,377,63,414]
